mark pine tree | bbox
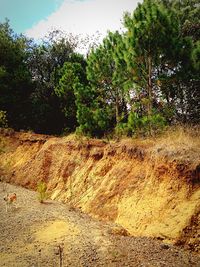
[55,61,86,132]
[86,31,127,128]
[123,0,179,133]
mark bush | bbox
[115,112,167,137]
[115,122,129,138]
[149,113,166,133]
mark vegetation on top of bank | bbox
[0,0,199,138]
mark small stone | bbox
[161,243,170,249]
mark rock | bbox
[161,243,170,249]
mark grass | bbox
[113,125,200,163]
[152,125,200,161]
[47,125,200,160]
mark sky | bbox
[0,0,142,40]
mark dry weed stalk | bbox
[0,177,8,192]
[54,244,64,267]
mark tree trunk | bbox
[147,55,153,136]
[116,95,120,124]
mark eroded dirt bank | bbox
[0,129,199,253]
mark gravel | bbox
[0,182,199,267]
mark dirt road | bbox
[0,183,199,267]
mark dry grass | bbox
[118,125,200,162]
[158,125,199,147]
[151,125,200,162]
[57,126,200,162]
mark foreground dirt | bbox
[0,183,200,267]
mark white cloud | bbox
[25,0,141,40]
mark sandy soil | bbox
[0,182,199,267]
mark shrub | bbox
[116,111,167,137]
[115,122,129,138]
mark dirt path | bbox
[0,183,199,267]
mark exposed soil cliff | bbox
[0,128,199,252]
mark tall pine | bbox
[123,0,179,134]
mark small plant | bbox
[37,181,47,203]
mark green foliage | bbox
[86,32,128,125]
[26,31,83,134]
[155,0,200,123]
[123,0,179,123]
[115,122,129,138]
[0,111,8,128]
[140,113,166,135]
[0,1,199,138]
[75,31,130,137]
[0,20,33,130]
[37,181,47,203]
[75,86,112,137]
[192,41,200,71]
[115,111,166,137]
[54,61,87,133]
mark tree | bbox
[78,31,129,136]
[55,59,87,133]
[0,20,33,130]
[155,0,200,123]
[27,30,79,134]
[123,0,183,133]
[75,83,99,136]
[157,0,200,39]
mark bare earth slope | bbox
[0,128,199,255]
[0,183,200,267]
